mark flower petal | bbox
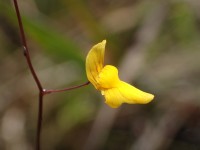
[118,81,154,104]
[86,40,106,89]
[97,65,120,89]
[103,81,154,108]
[103,88,124,108]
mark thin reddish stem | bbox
[13,1,90,150]
[13,1,43,150]
[36,92,43,150]
[13,0,43,91]
[44,81,90,94]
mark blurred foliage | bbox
[0,0,200,150]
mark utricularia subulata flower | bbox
[86,40,154,108]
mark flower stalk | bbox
[13,1,89,150]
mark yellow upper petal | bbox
[86,40,106,89]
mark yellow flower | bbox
[86,40,154,108]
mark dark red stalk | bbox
[36,92,43,150]
[13,1,44,149]
[44,81,90,94]
[13,1,89,150]
[13,0,43,91]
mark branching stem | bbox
[44,81,90,94]
[13,1,90,150]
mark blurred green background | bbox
[0,0,200,150]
